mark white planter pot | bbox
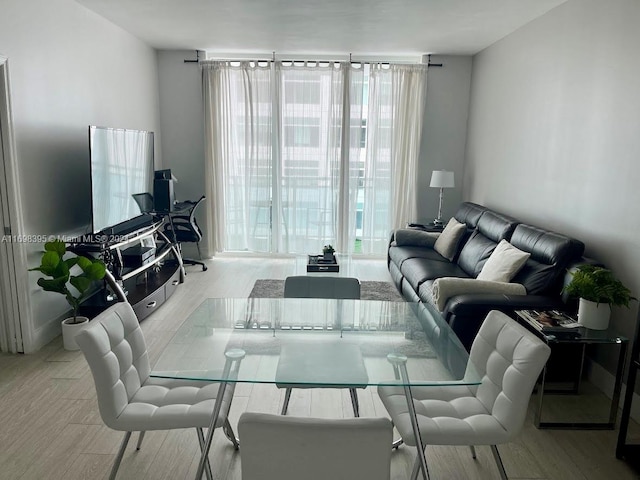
[577,298,611,330]
[62,316,89,351]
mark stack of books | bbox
[515,310,581,337]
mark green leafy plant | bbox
[322,244,335,254]
[30,240,107,323]
[563,265,635,308]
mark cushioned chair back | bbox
[132,192,154,213]
[76,302,150,429]
[468,311,550,437]
[165,195,205,244]
[283,276,361,299]
[238,413,393,480]
[186,195,205,240]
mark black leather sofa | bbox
[388,202,587,350]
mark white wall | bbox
[417,55,472,224]
[465,0,640,372]
[156,50,208,257]
[0,0,161,351]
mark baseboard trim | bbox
[586,358,640,423]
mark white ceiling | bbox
[76,0,567,56]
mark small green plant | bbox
[322,244,335,254]
[563,265,635,308]
[30,240,107,323]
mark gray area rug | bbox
[249,279,404,301]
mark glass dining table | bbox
[151,297,481,480]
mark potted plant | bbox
[322,244,335,261]
[30,239,106,350]
[563,264,635,330]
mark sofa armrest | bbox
[394,228,440,248]
[443,293,566,350]
[444,293,566,317]
[431,277,526,311]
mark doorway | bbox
[0,55,28,353]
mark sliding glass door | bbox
[203,60,426,256]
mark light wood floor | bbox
[1,256,638,480]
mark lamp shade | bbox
[429,170,455,188]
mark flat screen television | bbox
[89,126,155,234]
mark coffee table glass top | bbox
[151,298,480,387]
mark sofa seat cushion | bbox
[401,257,470,292]
[389,245,450,268]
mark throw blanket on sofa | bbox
[431,277,527,311]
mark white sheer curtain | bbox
[203,61,273,253]
[363,64,427,253]
[203,60,426,256]
[277,62,346,253]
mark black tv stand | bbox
[69,220,185,321]
[104,214,155,236]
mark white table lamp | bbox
[430,170,455,225]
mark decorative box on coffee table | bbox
[307,254,339,273]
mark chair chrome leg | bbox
[196,242,202,260]
[223,419,240,450]
[196,428,214,480]
[109,431,132,480]
[281,388,292,415]
[135,431,146,451]
[392,438,404,449]
[411,451,430,480]
[490,445,508,480]
[469,445,477,459]
[349,388,360,417]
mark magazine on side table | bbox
[515,309,581,338]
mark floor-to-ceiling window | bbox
[203,60,427,256]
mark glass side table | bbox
[512,314,628,429]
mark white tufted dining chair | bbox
[238,412,393,480]
[75,302,239,480]
[378,310,550,480]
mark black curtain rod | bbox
[187,50,443,67]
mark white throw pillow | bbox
[477,239,531,282]
[433,217,466,261]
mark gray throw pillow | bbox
[434,218,466,261]
[394,229,439,248]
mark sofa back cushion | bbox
[509,224,586,295]
[453,202,487,229]
[457,211,519,277]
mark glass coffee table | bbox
[151,298,480,480]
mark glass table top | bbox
[151,298,480,387]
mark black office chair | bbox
[164,195,208,271]
[132,192,154,213]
